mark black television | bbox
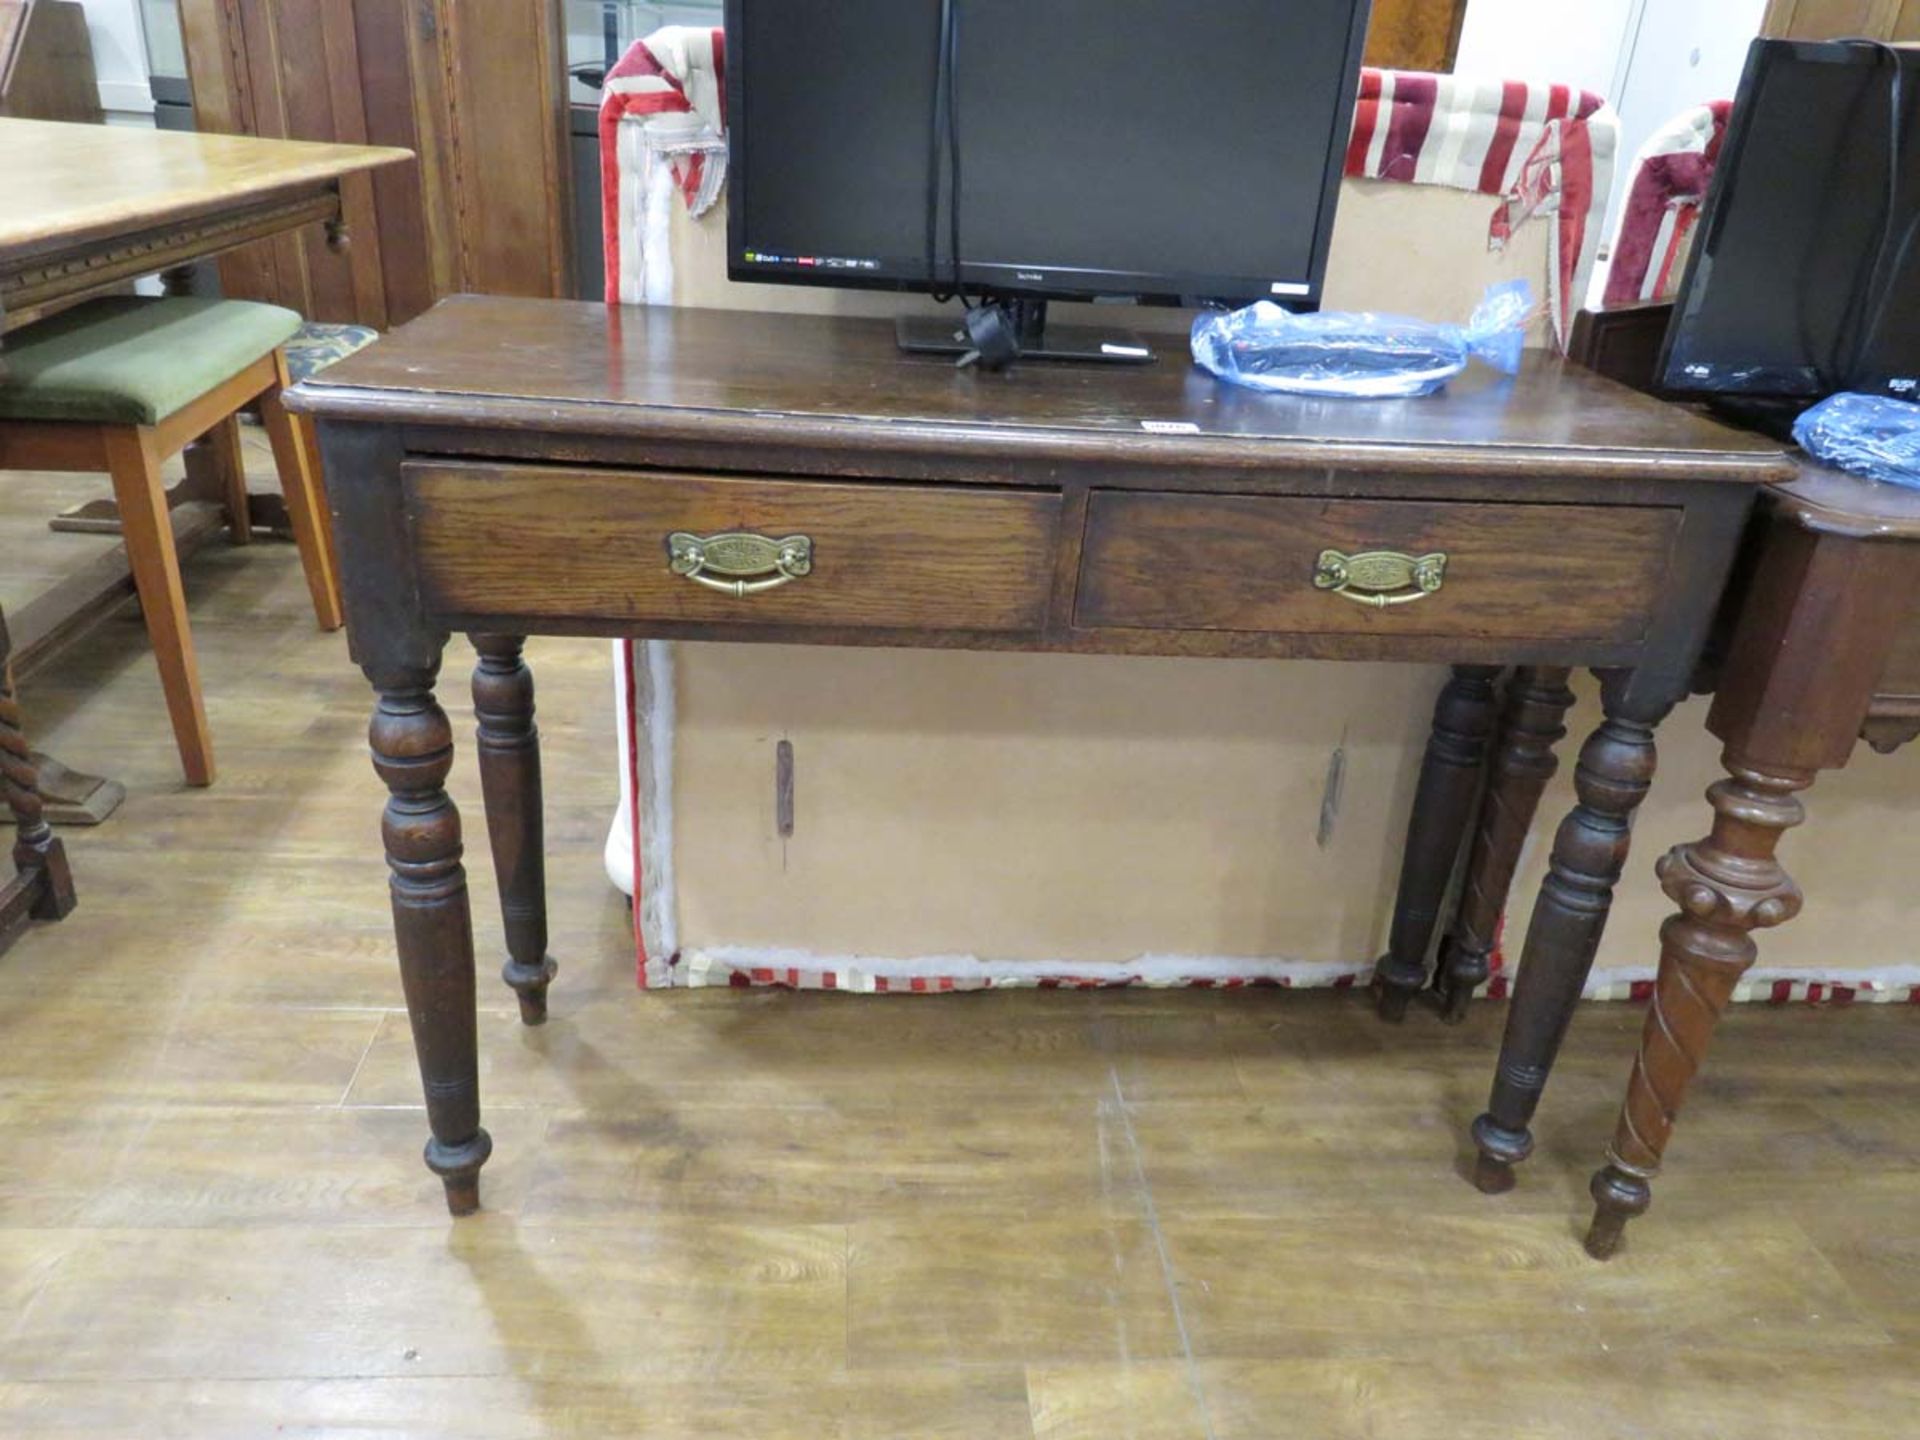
[723,0,1372,362]
[1660,38,1920,419]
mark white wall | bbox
[1603,0,1769,229]
[1455,0,1637,97]
[73,0,154,122]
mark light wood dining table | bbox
[0,118,407,951]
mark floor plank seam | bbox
[335,1013,387,1108]
[1107,1066,1218,1440]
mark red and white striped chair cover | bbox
[1600,101,1731,307]
[599,26,728,307]
[1345,69,1616,345]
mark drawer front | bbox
[405,463,1061,632]
[1075,493,1680,642]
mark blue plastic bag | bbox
[1190,279,1533,398]
[1792,392,1920,489]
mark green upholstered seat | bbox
[0,295,303,427]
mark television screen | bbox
[1661,39,1920,401]
[725,0,1371,309]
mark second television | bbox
[724,0,1372,357]
[1659,38,1920,419]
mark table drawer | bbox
[1075,492,1680,642]
[405,463,1061,631]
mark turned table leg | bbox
[1471,672,1671,1193]
[2,613,78,929]
[370,665,491,1215]
[471,635,556,1025]
[1584,752,1807,1257]
[1433,667,1575,1022]
[1374,664,1502,1021]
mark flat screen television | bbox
[723,0,1372,360]
[1660,38,1920,413]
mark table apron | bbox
[0,187,341,332]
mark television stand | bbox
[896,299,1156,366]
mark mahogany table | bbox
[290,295,1789,1214]
[1434,302,1920,1253]
[1567,464,1920,1256]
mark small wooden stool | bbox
[0,295,342,786]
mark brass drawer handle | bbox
[667,530,813,597]
[1313,548,1448,608]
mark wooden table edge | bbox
[288,382,1800,485]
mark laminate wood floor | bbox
[3,445,1918,1438]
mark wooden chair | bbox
[0,295,342,786]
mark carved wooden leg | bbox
[1584,754,1807,1257]
[2,617,77,923]
[1433,667,1575,1022]
[1471,673,1671,1193]
[471,635,556,1025]
[1374,665,1503,1021]
[370,668,490,1215]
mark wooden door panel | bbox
[1762,0,1918,38]
[178,0,571,326]
[1364,0,1468,73]
[353,0,437,324]
[433,0,574,299]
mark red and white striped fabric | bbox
[1477,931,1920,1006]
[1601,101,1731,306]
[600,26,727,306]
[1345,69,1618,347]
[1575,975,1920,1005]
[681,950,1372,994]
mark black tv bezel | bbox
[721,0,1372,313]
[1659,37,1916,401]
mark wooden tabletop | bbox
[295,295,1793,483]
[0,118,410,261]
[1768,459,1920,540]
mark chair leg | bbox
[102,427,214,787]
[206,412,252,546]
[293,411,344,604]
[258,350,344,633]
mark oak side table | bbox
[290,296,1788,1213]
